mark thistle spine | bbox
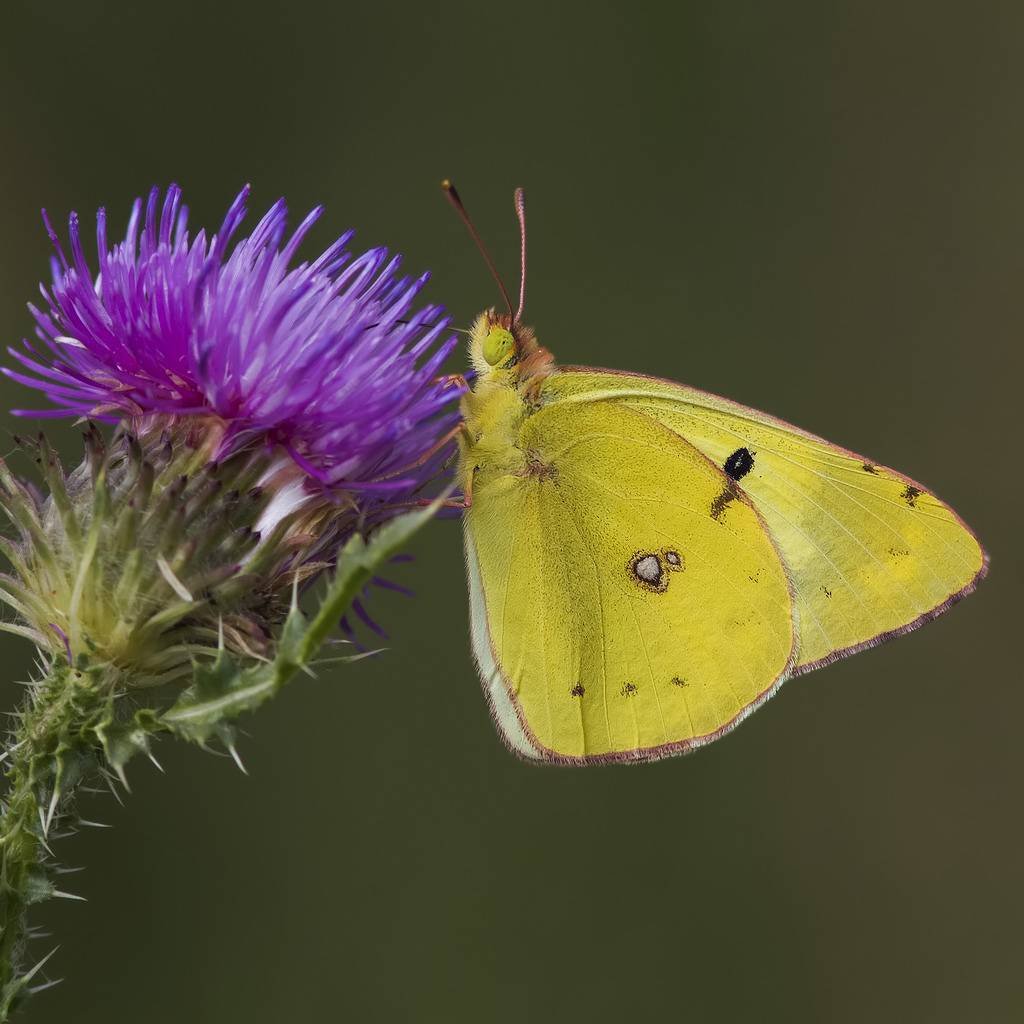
[0,660,109,1013]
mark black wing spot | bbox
[671,676,688,688]
[862,462,879,475]
[902,485,922,507]
[724,447,755,481]
[570,683,585,697]
[621,682,638,698]
[821,586,832,599]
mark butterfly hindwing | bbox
[542,369,987,674]
[464,398,795,763]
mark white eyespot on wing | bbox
[629,551,669,592]
[634,554,661,583]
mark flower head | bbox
[6,185,463,504]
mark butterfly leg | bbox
[437,494,472,509]
[402,466,474,510]
[438,372,470,392]
[376,422,468,480]
[390,491,471,511]
[410,471,473,510]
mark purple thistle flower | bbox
[6,185,464,504]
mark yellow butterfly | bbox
[444,183,987,765]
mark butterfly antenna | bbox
[514,187,527,325]
[441,180,514,318]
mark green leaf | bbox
[94,717,152,787]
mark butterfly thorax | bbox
[458,310,556,493]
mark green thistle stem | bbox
[0,660,110,1016]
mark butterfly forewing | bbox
[544,370,987,673]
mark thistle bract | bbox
[1,423,331,682]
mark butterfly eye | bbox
[482,327,515,366]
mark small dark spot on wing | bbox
[621,682,638,698]
[862,462,878,475]
[570,683,585,697]
[671,676,688,688]
[522,448,558,483]
[821,585,832,599]
[902,485,922,507]
[710,483,739,521]
[663,549,684,570]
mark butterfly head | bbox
[443,181,554,385]
[469,308,551,385]
[469,309,517,375]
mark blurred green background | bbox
[1,1,1020,1021]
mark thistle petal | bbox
[7,186,461,511]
